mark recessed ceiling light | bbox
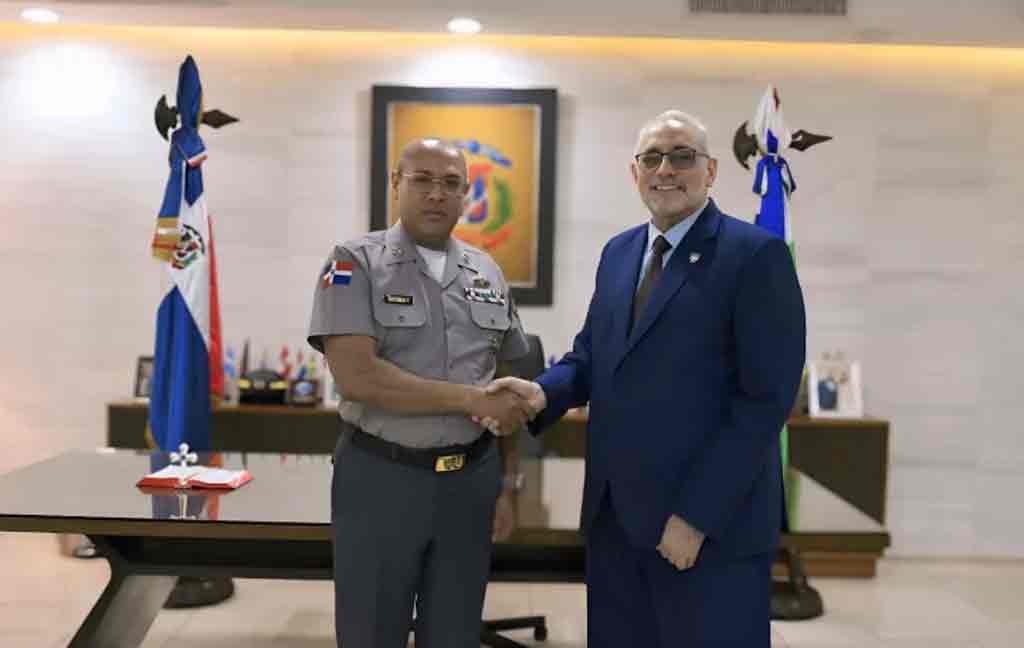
[21,8,60,24]
[447,17,482,35]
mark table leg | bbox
[67,538,177,648]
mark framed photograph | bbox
[134,356,154,399]
[288,379,320,407]
[370,85,559,305]
[808,354,863,418]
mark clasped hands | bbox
[467,377,547,436]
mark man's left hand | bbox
[657,514,705,571]
[492,489,518,542]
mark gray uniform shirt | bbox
[308,222,530,449]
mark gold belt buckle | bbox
[435,453,466,473]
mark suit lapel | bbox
[606,226,647,374]
[609,227,649,372]
[616,200,723,371]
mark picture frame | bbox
[288,379,320,407]
[134,355,154,399]
[370,85,559,305]
[808,355,864,418]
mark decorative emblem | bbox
[171,224,205,270]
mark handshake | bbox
[467,377,547,436]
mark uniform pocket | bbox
[467,303,509,380]
[469,301,510,331]
[371,298,427,327]
[371,293,427,352]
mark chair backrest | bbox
[501,334,546,380]
[499,334,547,458]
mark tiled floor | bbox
[2,532,1024,647]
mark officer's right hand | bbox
[475,378,547,436]
[466,389,530,437]
[485,378,547,417]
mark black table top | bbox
[0,449,888,550]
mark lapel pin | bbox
[689,252,701,264]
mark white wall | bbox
[1,24,1022,557]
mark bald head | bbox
[395,138,468,176]
[634,110,710,156]
[391,138,470,250]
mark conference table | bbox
[0,449,888,647]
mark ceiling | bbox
[2,0,1024,48]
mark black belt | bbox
[347,426,493,473]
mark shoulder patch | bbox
[321,260,354,288]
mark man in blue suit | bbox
[486,110,806,646]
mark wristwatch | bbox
[501,473,525,493]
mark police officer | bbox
[308,138,532,648]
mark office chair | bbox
[482,333,551,647]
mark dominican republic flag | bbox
[321,261,353,287]
[751,85,797,246]
[148,56,224,452]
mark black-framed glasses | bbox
[399,172,467,195]
[634,148,710,172]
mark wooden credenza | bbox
[108,401,340,454]
[544,411,890,526]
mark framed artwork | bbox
[134,356,154,399]
[370,85,558,305]
[808,352,864,418]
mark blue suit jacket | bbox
[533,199,806,562]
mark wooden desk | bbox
[107,402,890,577]
[109,402,889,523]
[0,450,888,646]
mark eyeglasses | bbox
[399,172,467,195]
[634,148,710,172]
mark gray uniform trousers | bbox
[331,428,502,647]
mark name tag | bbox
[383,294,413,306]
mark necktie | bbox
[631,235,672,332]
